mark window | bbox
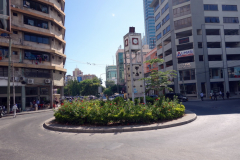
[154,3,160,12]
[207,42,221,48]
[12,51,18,55]
[209,68,223,79]
[0,47,9,59]
[174,17,192,30]
[24,69,51,78]
[226,42,240,48]
[13,31,18,34]
[155,12,160,21]
[222,5,237,11]
[23,0,49,14]
[163,25,170,35]
[173,4,191,18]
[161,3,169,14]
[228,67,240,78]
[224,29,239,35]
[24,33,49,44]
[199,55,204,61]
[13,12,18,16]
[204,4,218,11]
[205,17,220,23]
[172,0,190,6]
[227,54,240,61]
[162,14,170,25]
[206,29,220,35]
[179,69,195,81]
[24,50,50,61]
[0,67,8,77]
[156,22,161,31]
[223,17,239,23]
[208,55,222,61]
[24,16,48,29]
[198,42,202,48]
[26,87,38,95]
[157,33,162,40]
[59,71,62,74]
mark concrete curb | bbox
[4,109,54,117]
[43,110,197,133]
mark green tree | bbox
[141,59,176,93]
[105,80,115,88]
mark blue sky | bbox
[65,0,146,83]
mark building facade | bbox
[144,47,158,77]
[0,0,66,110]
[83,74,97,81]
[143,0,156,49]
[116,49,124,86]
[106,65,117,85]
[150,0,240,98]
[73,67,83,78]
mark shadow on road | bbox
[183,99,240,116]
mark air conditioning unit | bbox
[45,79,51,84]
[27,79,34,84]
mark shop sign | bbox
[179,63,192,69]
[179,37,189,44]
[176,49,194,58]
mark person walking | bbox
[226,91,230,99]
[200,92,204,101]
[12,104,18,118]
[214,92,217,101]
[210,92,213,100]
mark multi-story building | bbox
[0,0,66,109]
[65,75,76,85]
[106,65,117,85]
[143,0,156,49]
[116,49,124,86]
[83,74,97,81]
[150,0,240,98]
[73,67,83,78]
[144,47,158,77]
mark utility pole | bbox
[12,62,15,105]
[181,72,186,96]
[7,37,12,114]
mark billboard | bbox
[0,0,11,33]
[176,49,194,58]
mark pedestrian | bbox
[200,92,204,101]
[214,92,217,101]
[37,99,40,109]
[210,92,213,100]
[222,92,225,100]
[226,91,230,99]
[2,105,5,114]
[219,91,222,99]
[12,104,18,118]
[30,101,33,108]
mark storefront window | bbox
[180,83,196,94]
[26,87,38,95]
[209,68,223,79]
[40,88,49,95]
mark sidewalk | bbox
[3,107,58,117]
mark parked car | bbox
[109,96,115,101]
[149,95,158,98]
[165,93,188,102]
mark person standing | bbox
[210,92,213,100]
[226,91,230,99]
[12,104,18,118]
[214,92,217,101]
[200,92,204,101]
[37,99,40,109]
[219,91,222,99]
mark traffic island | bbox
[43,110,197,133]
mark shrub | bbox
[54,98,185,125]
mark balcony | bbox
[208,48,223,55]
[164,42,172,51]
[225,35,240,42]
[227,60,240,67]
[206,36,221,42]
[164,54,172,62]
[175,36,193,45]
[226,48,240,55]
[209,61,223,68]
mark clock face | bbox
[125,39,128,46]
[132,38,138,45]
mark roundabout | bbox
[43,110,197,133]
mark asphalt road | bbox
[0,99,240,160]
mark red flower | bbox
[82,107,84,109]
[156,99,159,101]
[110,104,112,105]
[70,103,72,104]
